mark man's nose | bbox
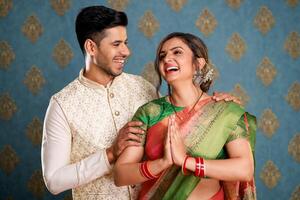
[121,45,130,57]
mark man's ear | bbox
[84,39,97,56]
[196,58,206,70]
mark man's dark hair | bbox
[75,6,128,54]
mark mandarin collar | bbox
[79,68,117,91]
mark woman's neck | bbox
[170,81,202,107]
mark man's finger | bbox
[126,132,142,142]
[127,127,145,134]
[125,140,142,148]
[126,121,143,127]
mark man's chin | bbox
[111,70,123,77]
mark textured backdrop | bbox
[0,0,300,199]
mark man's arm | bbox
[41,98,111,195]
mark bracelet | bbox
[194,157,205,177]
[139,161,159,179]
[181,155,190,175]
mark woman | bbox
[114,32,256,200]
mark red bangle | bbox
[181,155,190,175]
[194,157,205,177]
[199,157,205,177]
[139,161,159,179]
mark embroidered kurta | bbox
[42,69,157,200]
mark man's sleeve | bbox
[41,98,111,195]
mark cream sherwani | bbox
[41,69,157,200]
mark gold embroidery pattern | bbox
[288,133,300,163]
[141,62,160,88]
[52,39,73,68]
[0,145,20,175]
[284,32,300,59]
[0,93,17,120]
[195,8,217,37]
[260,160,281,189]
[26,117,43,146]
[166,0,187,12]
[226,33,247,61]
[139,10,160,38]
[286,0,299,7]
[27,170,46,199]
[0,41,15,70]
[258,109,279,138]
[0,0,12,17]
[107,0,130,11]
[23,66,46,95]
[50,0,71,16]
[231,84,249,106]
[253,6,275,35]
[256,57,277,86]
[226,0,243,9]
[286,82,300,111]
[21,15,43,43]
[290,185,300,200]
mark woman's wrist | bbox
[160,158,172,169]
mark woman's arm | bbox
[185,138,254,181]
[169,113,254,182]
[114,120,174,186]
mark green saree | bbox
[132,96,256,200]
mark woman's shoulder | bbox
[219,101,256,123]
[139,96,168,110]
[133,96,168,123]
[211,100,256,118]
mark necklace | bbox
[169,90,204,120]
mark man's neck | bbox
[83,65,113,87]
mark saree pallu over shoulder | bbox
[132,98,256,200]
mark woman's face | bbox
[158,37,195,84]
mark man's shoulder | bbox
[52,78,81,100]
[122,72,154,87]
[121,72,148,84]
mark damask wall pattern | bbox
[0,0,299,199]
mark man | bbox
[41,5,239,200]
[41,6,156,200]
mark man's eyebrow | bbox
[112,39,128,43]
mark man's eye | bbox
[113,43,120,46]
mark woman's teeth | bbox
[166,66,179,71]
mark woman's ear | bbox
[196,58,206,70]
[84,39,97,56]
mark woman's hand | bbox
[162,116,174,168]
[169,115,187,166]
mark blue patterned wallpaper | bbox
[0,0,299,199]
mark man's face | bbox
[93,26,130,77]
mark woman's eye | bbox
[159,54,166,60]
[174,50,182,55]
